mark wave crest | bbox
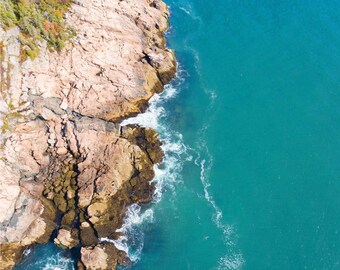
[107,65,191,262]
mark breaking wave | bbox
[100,204,154,262]
[16,249,75,270]
[40,255,75,270]
[106,65,192,262]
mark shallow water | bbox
[15,0,340,269]
[14,243,76,269]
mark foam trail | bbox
[194,108,244,269]
[179,6,191,16]
[188,43,244,269]
[194,149,244,270]
[172,1,203,24]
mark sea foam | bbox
[187,42,244,269]
[100,204,154,262]
[104,65,192,262]
[33,253,75,270]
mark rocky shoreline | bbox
[0,0,176,269]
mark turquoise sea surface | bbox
[15,0,340,269]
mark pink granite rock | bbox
[0,0,175,269]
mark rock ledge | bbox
[0,0,176,269]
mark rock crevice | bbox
[0,0,176,269]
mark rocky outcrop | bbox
[54,228,79,249]
[79,243,130,270]
[0,0,176,269]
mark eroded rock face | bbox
[79,243,130,270]
[54,228,79,249]
[0,0,175,269]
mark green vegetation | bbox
[0,40,25,134]
[0,0,75,60]
[0,101,25,134]
[1,117,10,133]
[0,41,10,96]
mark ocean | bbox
[15,0,340,269]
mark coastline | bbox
[0,0,176,269]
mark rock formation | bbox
[0,0,176,269]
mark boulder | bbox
[54,228,79,249]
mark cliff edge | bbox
[0,0,176,269]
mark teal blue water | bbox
[15,0,340,269]
[128,0,340,269]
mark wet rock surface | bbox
[0,0,176,269]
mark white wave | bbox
[101,236,127,254]
[121,65,184,129]
[113,65,191,263]
[18,245,75,269]
[152,135,190,202]
[122,65,191,199]
[39,253,75,270]
[100,204,154,262]
[23,248,31,257]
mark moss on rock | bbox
[0,0,75,60]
